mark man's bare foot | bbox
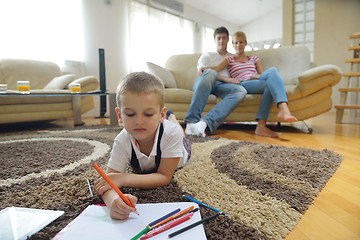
[255,120,280,138]
[277,102,297,122]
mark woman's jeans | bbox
[240,67,288,121]
[184,69,247,133]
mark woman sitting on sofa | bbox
[205,31,297,138]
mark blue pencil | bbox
[184,195,225,215]
[148,208,181,227]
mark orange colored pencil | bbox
[150,206,194,229]
[92,163,139,215]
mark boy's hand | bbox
[199,67,212,76]
[109,194,137,220]
[94,173,123,196]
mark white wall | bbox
[82,0,130,116]
[183,4,238,34]
[314,0,360,112]
[239,7,282,44]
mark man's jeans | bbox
[184,69,247,133]
[240,67,288,121]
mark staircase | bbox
[335,33,360,123]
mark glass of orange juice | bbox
[17,81,30,94]
[70,83,81,93]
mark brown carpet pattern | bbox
[0,126,343,240]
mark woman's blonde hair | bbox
[232,31,247,45]
[116,72,165,109]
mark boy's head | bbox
[115,72,166,140]
[116,71,165,110]
[213,26,229,52]
[214,26,229,39]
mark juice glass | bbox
[17,81,30,94]
[70,83,81,93]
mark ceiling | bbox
[180,0,282,27]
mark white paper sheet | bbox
[0,207,64,240]
[54,202,206,240]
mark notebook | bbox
[54,202,206,240]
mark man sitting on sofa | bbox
[184,26,247,137]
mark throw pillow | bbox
[146,62,177,88]
[43,74,76,90]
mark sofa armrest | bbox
[68,76,99,93]
[297,64,342,97]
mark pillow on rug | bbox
[43,74,76,90]
[146,62,177,88]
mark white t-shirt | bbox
[107,119,188,173]
[197,51,233,78]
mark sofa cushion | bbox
[43,74,77,90]
[165,54,201,90]
[246,46,310,85]
[146,62,177,88]
[0,59,62,90]
[164,88,217,104]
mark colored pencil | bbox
[130,208,180,240]
[92,163,139,214]
[140,212,194,240]
[184,195,225,215]
[168,212,220,238]
[148,208,180,227]
[150,206,195,229]
[130,226,150,240]
[86,179,93,197]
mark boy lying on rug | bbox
[94,72,191,220]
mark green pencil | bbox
[130,226,150,240]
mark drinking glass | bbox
[70,83,81,93]
[17,81,30,94]
[0,84,7,93]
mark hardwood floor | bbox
[7,112,359,239]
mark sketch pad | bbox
[54,202,207,240]
[0,207,64,240]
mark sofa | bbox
[147,45,342,130]
[0,59,99,124]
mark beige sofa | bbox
[0,59,99,124]
[147,46,342,130]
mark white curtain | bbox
[129,1,195,71]
[201,26,216,53]
[0,0,83,66]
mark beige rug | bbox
[0,125,343,239]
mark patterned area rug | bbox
[0,126,343,240]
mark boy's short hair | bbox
[214,26,229,39]
[116,72,165,109]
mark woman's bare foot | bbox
[277,102,297,122]
[255,120,280,138]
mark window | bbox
[201,26,215,52]
[0,0,83,66]
[293,0,315,61]
[129,1,194,71]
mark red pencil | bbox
[150,206,194,229]
[140,212,194,240]
[92,163,139,215]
